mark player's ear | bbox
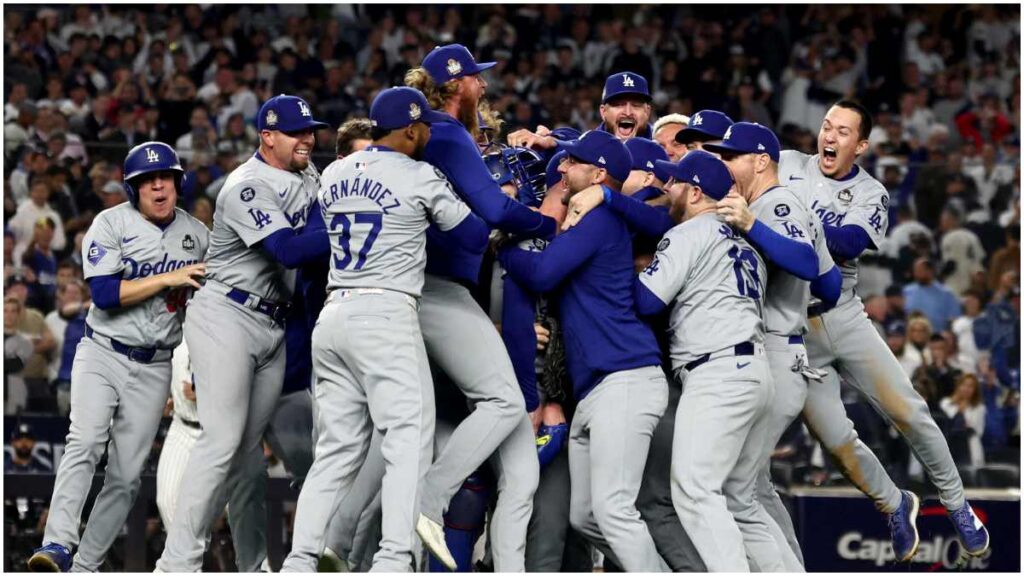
[854,138,870,157]
[643,171,656,188]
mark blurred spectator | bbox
[21,217,59,314]
[865,294,888,337]
[174,105,216,165]
[963,142,1015,216]
[951,289,985,372]
[884,284,908,325]
[903,257,962,330]
[973,279,1020,389]
[940,373,986,466]
[886,320,921,377]
[978,354,1020,455]
[921,334,964,398]
[987,225,1020,291]
[189,195,215,230]
[9,179,67,266]
[3,422,52,473]
[4,297,34,415]
[50,279,89,417]
[956,93,1013,150]
[907,315,935,367]
[938,204,986,296]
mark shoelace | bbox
[888,503,908,541]
[951,507,975,534]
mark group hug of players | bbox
[26,42,990,573]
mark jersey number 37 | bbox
[330,212,382,271]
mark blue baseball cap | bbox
[703,122,781,162]
[257,94,329,132]
[369,87,448,131]
[545,150,568,189]
[557,130,633,183]
[675,109,734,144]
[422,44,496,84]
[602,71,651,104]
[654,150,734,201]
[624,137,671,183]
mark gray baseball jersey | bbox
[205,154,320,301]
[82,204,209,348]
[319,148,471,296]
[748,185,835,337]
[640,212,766,369]
[778,150,888,306]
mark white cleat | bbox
[416,513,457,571]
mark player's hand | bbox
[534,323,550,351]
[183,379,197,402]
[541,402,566,426]
[164,263,207,289]
[716,192,755,232]
[562,185,605,231]
[528,408,542,435]
[507,128,558,151]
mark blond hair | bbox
[653,113,690,134]
[404,68,459,112]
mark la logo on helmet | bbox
[146,148,160,163]
[622,74,635,88]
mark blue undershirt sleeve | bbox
[746,220,818,280]
[810,265,842,311]
[501,275,541,412]
[823,224,872,261]
[88,274,122,310]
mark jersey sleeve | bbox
[778,149,812,181]
[843,180,889,248]
[807,214,836,275]
[638,227,692,305]
[419,164,472,232]
[758,194,814,248]
[219,179,293,247]
[81,213,124,279]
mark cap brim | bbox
[602,90,653,105]
[654,159,683,182]
[702,142,749,156]
[470,61,497,74]
[675,127,719,144]
[419,109,450,125]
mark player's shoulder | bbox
[173,208,210,235]
[779,149,815,172]
[759,185,808,216]
[219,158,277,203]
[91,202,140,230]
[850,165,888,196]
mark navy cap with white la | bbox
[703,122,781,162]
[257,94,329,132]
[370,87,449,131]
[602,71,651,104]
[675,109,734,144]
[624,137,671,183]
[654,150,734,201]
[557,130,633,183]
[422,44,496,85]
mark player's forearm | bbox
[607,189,675,237]
[823,224,872,261]
[259,227,330,269]
[501,276,541,412]
[810,265,842,311]
[746,220,818,280]
[444,213,490,253]
[633,278,668,316]
[118,274,181,307]
[471,189,556,239]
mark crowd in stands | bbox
[3,3,1020,492]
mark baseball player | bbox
[282,87,488,572]
[635,150,787,572]
[405,44,556,571]
[28,142,209,572]
[156,94,330,572]
[156,341,201,528]
[779,100,989,559]
[652,113,691,161]
[498,131,668,572]
[709,122,843,568]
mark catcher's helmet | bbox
[123,141,184,207]
[483,145,547,208]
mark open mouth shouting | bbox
[822,145,838,171]
[616,117,637,139]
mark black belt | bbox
[226,288,289,324]
[85,324,168,364]
[788,335,804,344]
[684,342,755,372]
[807,302,826,319]
[178,417,201,430]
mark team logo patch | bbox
[622,73,635,88]
[838,189,853,203]
[657,237,671,251]
[87,241,107,266]
[446,58,462,76]
[774,204,791,217]
[265,110,278,127]
[409,102,421,120]
[182,233,196,252]
[240,187,256,202]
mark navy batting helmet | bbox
[483,145,547,208]
[123,142,184,207]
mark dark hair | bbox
[336,118,374,157]
[832,99,873,140]
[369,125,393,142]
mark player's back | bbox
[320,147,471,297]
[748,185,834,336]
[649,213,766,370]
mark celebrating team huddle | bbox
[29,43,992,573]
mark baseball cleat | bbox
[887,490,920,562]
[948,502,990,557]
[27,543,72,572]
[416,513,457,571]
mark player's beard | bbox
[458,94,480,137]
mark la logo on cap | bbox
[622,74,635,88]
[299,101,311,117]
[691,113,703,126]
[146,147,160,163]
[409,102,422,120]
[724,126,733,140]
[266,110,278,126]
[446,58,462,77]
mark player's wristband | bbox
[601,184,613,205]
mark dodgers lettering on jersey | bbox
[320,148,471,297]
[749,185,835,336]
[640,213,766,369]
[779,150,889,305]
[82,204,210,349]
[204,154,319,302]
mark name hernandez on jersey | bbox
[778,150,888,304]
